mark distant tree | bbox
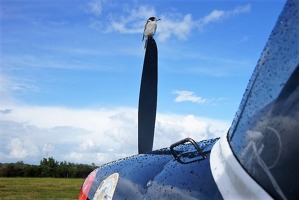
[25,165,39,177]
[15,161,26,177]
[40,157,58,177]
[0,157,97,178]
[0,164,9,177]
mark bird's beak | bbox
[157,19,161,21]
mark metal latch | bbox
[170,137,207,164]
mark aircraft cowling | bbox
[78,138,222,200]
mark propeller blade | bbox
[138,37,158,154]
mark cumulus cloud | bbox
[173,90,207,104]
[87,2,251,41]
[0,104,229,165]
[88,0,103,16]
[157,14,193,42]
[106,5,156,34]
[5,136,39,160]
[7,138,28,159]
[154,114,228,149]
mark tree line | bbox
[0,157,98,178]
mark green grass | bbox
[0,177,84,200]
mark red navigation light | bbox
[78,170,97,200]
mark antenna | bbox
[45,143,50,158]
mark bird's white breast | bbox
[144,21,157,37]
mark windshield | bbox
[228,0,299,199]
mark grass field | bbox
[0,177,84,200]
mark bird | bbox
[142,17,161,49]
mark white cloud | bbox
[0,74,39,105]
[6,138,39,159]
[154,114,228,149]
[7,138,28,158]
[158,14,193,42]
[196,4,251,29]
[231,4,251,15]
[88,3,251,42]
[173,90,207,104]
[105,5,156,34]
[88,0,103,16]
[172,90,228,105]
[79,139,95,151]
[200,10,225,26]
[0,75,12,104]
[0,104,229,165]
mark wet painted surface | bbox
[228,1,299,199]
[80,138,221,199]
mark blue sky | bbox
[0,0,285,165]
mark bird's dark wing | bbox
[142,22,147,41]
